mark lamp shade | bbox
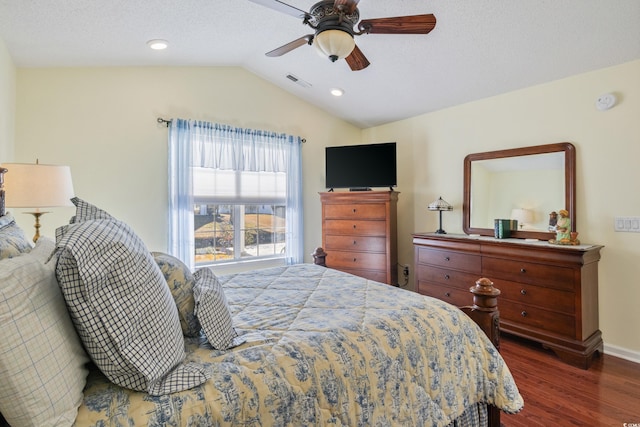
[428,196,453,211]
[313,29,355,62]
[511,208,533,228]
[1,162,75,209]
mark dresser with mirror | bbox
[413,142,603,369]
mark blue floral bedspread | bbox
[74,264,523,426]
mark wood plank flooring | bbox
[499,334,640,426]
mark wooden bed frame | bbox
[313,247,503,427]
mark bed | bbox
[72,264,521,426]
[0,192,523,427]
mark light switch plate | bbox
[614,216,640,232]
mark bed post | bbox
[312,247,327,267]
[460,277,501,427]
[0,167,7,217]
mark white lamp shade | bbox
[511,208,534,226]
[313,29,355,61]
[1,163,75,209]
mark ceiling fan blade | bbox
[266,35,314,57]
[358,14,436,34]
[345,45,370,71]
[248,0,308,19]
[333,0,360,15]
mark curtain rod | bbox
[156,117,306,143]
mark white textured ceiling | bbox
[1,0,639,128]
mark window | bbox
[168,119,303,270]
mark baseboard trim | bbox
[604,342,640,364]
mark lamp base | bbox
[435,229,447,234]
[25,211,50,243]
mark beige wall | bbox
[0,38,15,162]
[8,59,640,358]
[362,60,640,358]
[13,67,361,257]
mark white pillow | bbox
[193,268,244,350]
[0,237,89,427]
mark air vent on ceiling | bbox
[286,73,312,88]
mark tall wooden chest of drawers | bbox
[412,233,603,369]
[321,191,398,285]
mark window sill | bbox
[200,257,286,276]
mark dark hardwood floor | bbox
[499,334,640,426]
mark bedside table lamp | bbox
[1,161,75,242]
[428,196,453,234]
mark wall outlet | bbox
[614,216,640,232]
[403,266,409,277]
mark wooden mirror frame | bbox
[463,142,576,241]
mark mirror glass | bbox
[463,143,576,241]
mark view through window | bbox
[194,204,286,265]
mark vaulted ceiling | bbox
[1,0,639,128]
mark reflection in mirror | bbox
[470,152,564,231]
[463,143,576,241]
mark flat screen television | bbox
[325,142,397,190]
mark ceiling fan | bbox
[249,0,436,71]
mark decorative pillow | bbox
[0,237,89,427]
[152,252,201,337]
[193,267,244,350]
[55,198,210,395]
[0,213,32,260]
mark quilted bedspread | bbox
[74,264,523,426]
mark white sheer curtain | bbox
[168,119,304,269]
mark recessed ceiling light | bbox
[330,88,344,97]
[147,39,168,50]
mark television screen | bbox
[325,142,397,190]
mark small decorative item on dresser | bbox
[549,209,580,245]
[428,196,453,234]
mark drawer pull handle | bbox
[521,311,528,317]
[444,274,450,280]
[444,256,450,261]
[353,225,357,229]
[353,240,357,245]
[520,268,527,273]
[445,292,451,297]
[520,289,527,295]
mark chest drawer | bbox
[417,247,481,273]
[338,268,388,284]
[324,203,386,219]
[416,264,480,291]
[328,250,387,271]
[500,304,575,337]
[482,257,575,291]
[324,235,387,252]
[493,279,575,314]
[417,281,471,307]
[324,219,386,236]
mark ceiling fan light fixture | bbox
[313,29,355,62]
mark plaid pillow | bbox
[193,268,244,350]
[55,199,209,395]
[0,237,89,426]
